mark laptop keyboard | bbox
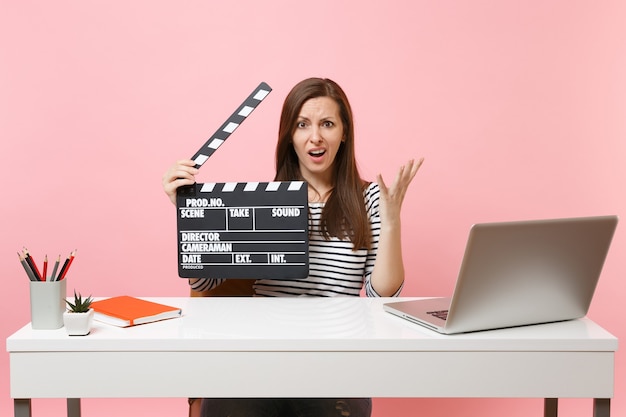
[427,310,449,321]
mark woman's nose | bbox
[309,126,322,143]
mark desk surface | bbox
[6,297,618,400]
[7,297,618,352]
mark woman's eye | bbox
[322,121,334,128]
[296,121,307,128]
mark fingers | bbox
[391,158,424,193]
[410,157,424,179]
[163,160,197,183]
[378,157,424,186]
[376,173,389,197]
[376,157,424,209]
[162,159,199,205]
[399,158,424,186]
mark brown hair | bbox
[275,78,371,250]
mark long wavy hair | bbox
[275,78,371,250]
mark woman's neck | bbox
[304,176,333,203]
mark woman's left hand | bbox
[376,158,424,225]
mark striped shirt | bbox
[189,182,402,297]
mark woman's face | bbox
[291,96,344,185]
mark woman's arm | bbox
[369,158,423,296]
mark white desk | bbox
[7,297,617,417]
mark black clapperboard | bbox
[177,182,308,278]
[176,82,309,279]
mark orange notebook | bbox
[91,296,182,327]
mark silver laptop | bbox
[384,215,618,334]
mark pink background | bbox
[2,1,624,416]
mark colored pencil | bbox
[23,248,43,281]
[50,255,60,282]
[18,252,38,282]
[59,250,76,280]
[42,255,48,282]
[56,254,71,282]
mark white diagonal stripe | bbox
[238,106,254,117]
[223,122,239,133]
[194,154,209,165]
[288,181,305,191]
[200,183,216,192]
[208,138,224,149]
[266,182,281,191]
[223,182,237,192]
[244,182,259,191]
[253,89,270,100]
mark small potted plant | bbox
[63,290,94,336]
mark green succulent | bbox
[66,290,93,313]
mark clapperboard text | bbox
[176,181,309,279]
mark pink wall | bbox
[2,1,624,416]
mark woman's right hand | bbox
[162,159,199,205]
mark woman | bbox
[163,78,422,417]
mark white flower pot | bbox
[63,309,94,336]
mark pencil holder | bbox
[29,279,67,330]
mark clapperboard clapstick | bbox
[191,82,272,168]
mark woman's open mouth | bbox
[309,149,326,157]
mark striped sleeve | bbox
[188,278,225,292]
